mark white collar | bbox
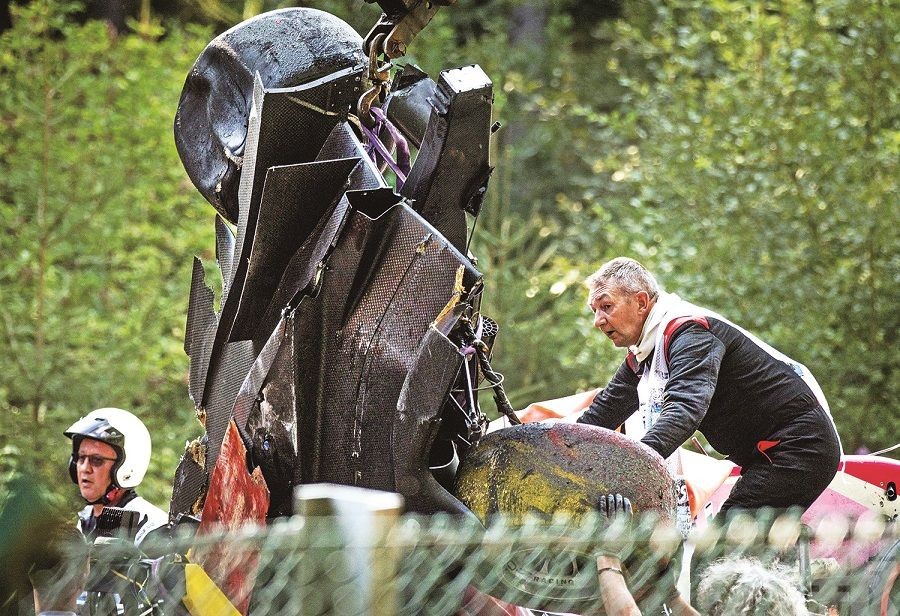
[629,292,680,362]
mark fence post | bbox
[294,483,404,615]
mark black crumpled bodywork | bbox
[174,8,368,224]
[171,9,496,521]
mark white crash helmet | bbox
[64,407,152,489]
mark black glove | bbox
[596,493,633,520]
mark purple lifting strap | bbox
[361,106,411,189]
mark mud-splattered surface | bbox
[455,422,676,524]
[193,420,269,614]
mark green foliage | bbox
[166,1,380,35]
[0,0,215,505]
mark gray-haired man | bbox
[578,257,840,512]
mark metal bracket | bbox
[363,0,457,59]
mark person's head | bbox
[64,408,152,505]
[696,557,809,616]
[585,257,660,348]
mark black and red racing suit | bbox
[578,318,841,512]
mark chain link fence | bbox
[16,492,898,616]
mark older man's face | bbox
[75,438,117,503]
[589,284,651,348]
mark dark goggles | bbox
[75,454,117,468]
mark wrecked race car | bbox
[170,3,509,523]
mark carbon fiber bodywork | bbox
[174,8,367,223]
[172,9,496,520]
[400,65,493,250]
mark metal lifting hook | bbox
[357,32,392,128]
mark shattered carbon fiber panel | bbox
[246,319,299,518]
[170,433,208,519]
[248,122,388,331]
[230,319,288,433]
[184,257,217,406]
[195,340,259,483]
[291,192,481,492]
[232,317,298,518]
[315,121,388,189]
[225,74,360,344]
[394,312,473,515]
[253,195,353,342]
[215,216,236,299]
[229,156,361,341]
[400,65,494,250]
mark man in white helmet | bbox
[64,408,168,547]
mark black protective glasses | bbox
[75,454,116,468]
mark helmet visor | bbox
[64,415,126,450]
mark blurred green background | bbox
[0,0,896,511]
